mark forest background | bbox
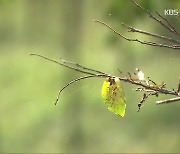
[0,0,180,153]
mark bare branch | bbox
[93,19,131,42]
[137,93,148,112]
[121,23,180,44]
[31,54,179,98]
[156,97,180,104]
[30,53,107,76]
[119,77,178,96]
[155,11,180,36]
[60,57,108,75]
[94,19,180,49]
[130,0,180,37]
[137,90,158,112]
[31,54,180,110]
[55,74,107,105]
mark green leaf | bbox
[101,77,126,117]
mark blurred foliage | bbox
[0,0,180,153]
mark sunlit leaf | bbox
[101,77,126,117]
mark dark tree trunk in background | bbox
[23,0,85,151]
[61,0,85,152]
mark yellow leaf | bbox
[101,77,126,117]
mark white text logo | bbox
[164,9,179,16]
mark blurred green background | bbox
[0,0,180,153]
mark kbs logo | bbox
[164,9,179,16]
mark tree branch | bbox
[121,23,180,44]
[130,0,180,37]
[155,11,179,34]
[94,0,180,50]
[156,97,180,104]
[30,53,106,76]
[94,19,180,49]
[30,53,180,108]
[119,77,178,96]
[60,57,107,75]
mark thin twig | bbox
[94,19,180,49]
[147,77,157,86]
[156,97,180,104]
[137,91,158,112]
[137,93,148,112]
[155,11,180,36]
[130,0,180,37]
[30,53,106,76]
[60,58,108,75]
[93,19,132,41]
[55,74,107,105]
[121,23,180,44]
